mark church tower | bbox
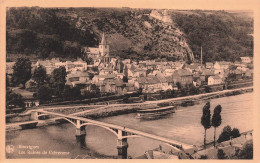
[99,32,109,57]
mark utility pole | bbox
[201,46,203,66]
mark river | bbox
[6,93,253,158]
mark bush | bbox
[231,128,241,138]
[217,149,227,159]
[236,141,253,159]
[6,89,25,109]
[37,85,52,104]
[217,125,241,143]
[204,86,211,93]
[199,155,208,159]
[217,125,232,143]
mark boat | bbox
[136,106,175,120]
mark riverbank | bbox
[6,87,253,130]
[6,92,253,159]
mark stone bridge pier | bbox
[75,120,86,146]
[117,130,129,159]
[31,111,38,120]
[117,138,128,159]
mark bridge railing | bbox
[35,110,193,149]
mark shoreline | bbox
[6,87,253,131]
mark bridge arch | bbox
[80,122,118,137]
[61,117,77,127]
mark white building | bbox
[208,75,222,85]
[214,61,231,70]
[240,57,253,63]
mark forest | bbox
[6,7,253,62]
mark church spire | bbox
[100,32,107,45]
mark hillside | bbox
[6,7,253,62]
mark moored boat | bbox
[136,106,175,119]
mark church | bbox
[83,33,115,66]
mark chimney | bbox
[201,46,203,66]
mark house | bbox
[99,68,114,75]
[244,69,253,78]
[82,47,100,59]
[172,62,185,70]
[208,75,222,85]
[236,64,248,72]
[136,76,161,93]
[58,59,87,72]
[122,59,131,65]
[214,61,231,70]
[157,74,172,90]
[35,59,59,74]
[92,74,117,85]
[229,69,243,80]
[206,62,214,69]
[104,82,116,93]
[200,68,215,83]
[128,68,147,78]
[185,64,200,73]
[172,69,193,86]
[116,73,124,79]
[192,74,202,86]
[66,71,91,87]
[240,57,253,63]
[12,88,40,107]
[164,68,175,76]
[114,78,126,95]
[125,83,136,93]
[165,76,175,88]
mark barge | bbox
[136,106,175,120]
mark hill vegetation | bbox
[6,7,253,62]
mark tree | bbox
[36,85,52,104]
[137,87,143,95]
[212,105,222,147]
[190,85,199,95]
[32,65,47,87]
[217,149,227,159]
[62,85,82,101]
[12,58,32,87]
[201,102,211,148]
[204,86,211,93]
[236,140,253,159]
[50,66,66,97]
[123,65,128,77]
[82,55,93,65]
[217,125,232,143]
[180,88,187,96]
[123,76,128,83]
[6,89,25,109]
[231,128,241,139]
[199,155,208,159]
[6,73,9,87]
[227,73,237,81]
[176,82,182,90]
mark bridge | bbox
[30,110,194,159]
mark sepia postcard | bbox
[0,0,260,162]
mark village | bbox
[6,32,253,108]
[4,6,255,160]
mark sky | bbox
[1,0,259,11]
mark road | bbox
[22,86,253,115]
